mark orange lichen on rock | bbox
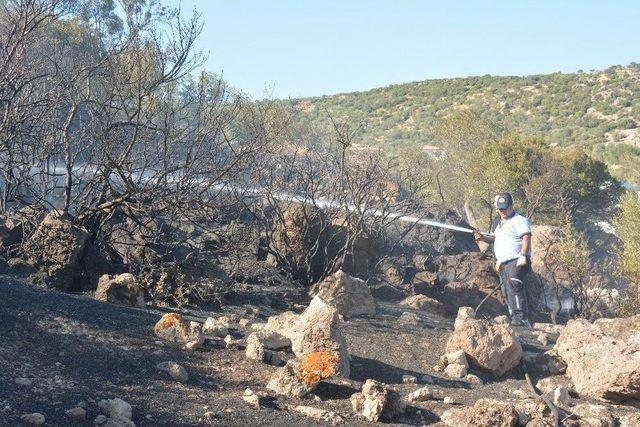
[156,313,182,331]
[296,351,339,387]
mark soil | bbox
[0,276,635,426]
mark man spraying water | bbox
[475,193,533,327]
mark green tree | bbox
[615,192,640,314]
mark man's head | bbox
[495,192,514,219]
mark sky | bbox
[164,0,640,100]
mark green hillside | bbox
[293,64,640,182]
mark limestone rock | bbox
[156,361,189,382]
[98,398,135,427]
[291,405,343,425]
[95,273,144,307]
[65,407,86,422]
[350,379,405,422]
[400,294,445,314]
[265,296,350,377]
[407,386,432,402]
[245,331,291,363]
[202,316,231,337]
[446,318,522,377]
[441,398,519,427]
[567,404,615,427]
[154,313,202,344]
[441,350,469,368]
[314,270,376,317]
[554,317,640,401]
[21,413,45,426]
[444,363,467,378]
[522,350,566,375]
[454,307,476,330]
[619,412,640,427]
[266,362,312,399]
[242,388,268,408]
[553,386,571,406]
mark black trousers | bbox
[499,258,530,319]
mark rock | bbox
[494,315,509,325]
[290,405,343,425]
[446,318,522,377]
[522,350,566,374]
[66,406,86,422]
[265,296,350,377]
[399,311,421,325]
[407,386,432,402]
[454,307,476,329]
[370,280,406,301]
[15,377,32,387]
[224,334,242,349]
[21,413,45,426]
[619,412,640,427]
[94,414,108,425]
[536,376,576,395]
[410,271,439,296]
[533,322,564,335]
[537,332,549,346]
[238,318,252,327]
[95,273,144,307]
[245,331,291,362]
[511,399,548,426]
[314,270,376,317]
[421,374,435,384]
[441,350,469,368]
[156,361,189,382]
[437,253,506,316]
[97,398,134,427]
[466,373,482,384]
[242,388,267,408]
[350,379,405,422]
[568,404,615,427]
[184,335,205,351]
[441,398,519,427]
[443,396,454,404]
[266,362,312,399]
[154,313,202,344]
[554,316,640,401]
[402,374,418,384]
[202,316,231,337]
[444,363,467,378]
[400,294,445,314]
[553,386,571,406]
[22,210,90,290]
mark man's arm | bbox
[520,233,531,256]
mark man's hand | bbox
[495,261,503,273]
[473,230,484,242]
[516,255,527,267]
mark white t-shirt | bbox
[494,212,532,264]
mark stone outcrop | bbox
[554,316,640,402]
[94,273,144,306]
[265,296,350,377]
[437,252,506,315]
[446,318,522,377]
[314,270,376,317]
[22,210,89,290]
[266,361,312,399]
[350,379,405,422]
[441,399,519,427]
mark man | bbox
[475,193,532,327]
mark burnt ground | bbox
[1,277,636,426]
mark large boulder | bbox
[436,252,506,316]
[350,379,405,422]
[314,270,376,317]
[446,318,522,377]
[265,296,350,377]
[441,399,519,427]
[554,316,640,402]
[94,273,144,306]
[22,210,89,290]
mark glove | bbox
[473,231,483,242]
[495,261,503,273]
[516,255,527,267]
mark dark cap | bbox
[495,193,513,210]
